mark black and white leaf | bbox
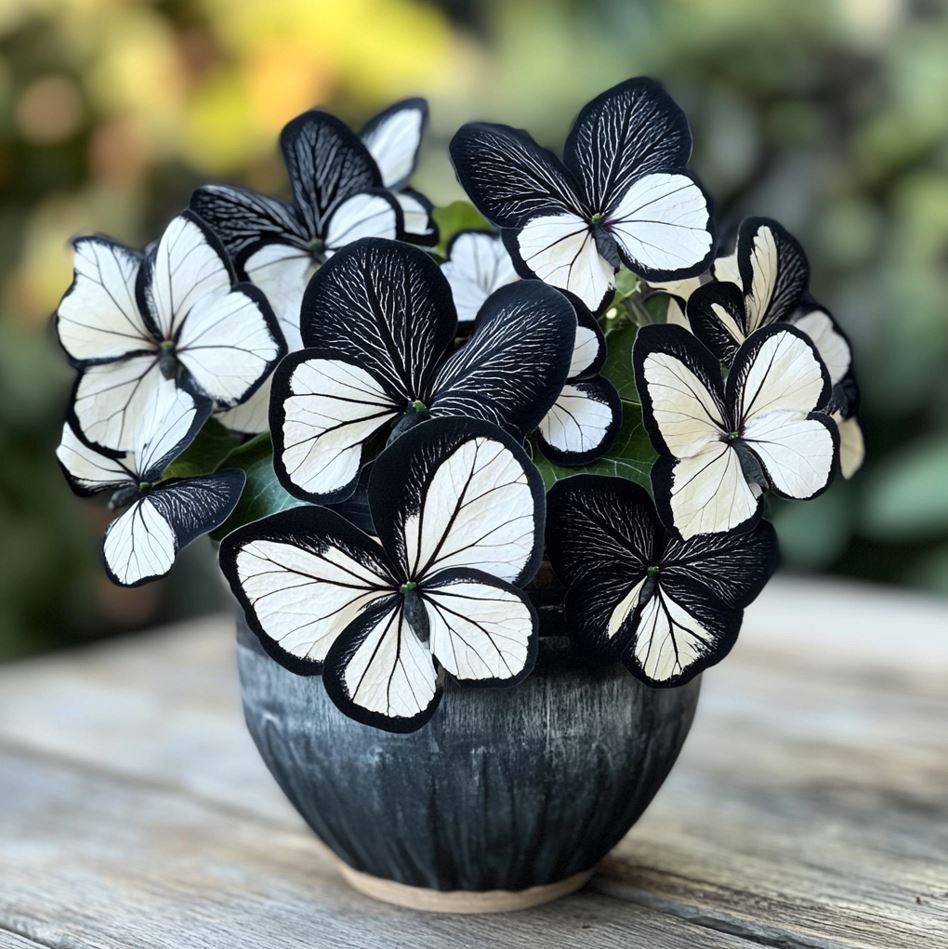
[427,281,576,434]
[272,238,574,504]
[562,77,693,215]
[61,211,285,451]
[221,416,541,732]
[280,110,383,236]
[450,77,714,310]
[537,301,621,464]
[440,230,519,326]
[188,184,307,262]
[57,386,243,587]
[634,323,837,539]
[188,110,410,401]
[269,350,402,505]
[218,504,398,675]
[360,97,427,191]
[298,237,456,396]
[56,237,151,366]
[546,474,778,686]
[687,217,809,361]
[369,416,545,586]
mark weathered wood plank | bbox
[1,577,946,947]
[0,930,58,949]
[0,742,756,949]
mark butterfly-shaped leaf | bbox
[547,475,778,686]
[58,212,285,452]
[685,217,865,479]
[220,417,542,732]
[686,217,809,362]
[56,386,244,586]
[270,237,576,504]
[360,97,438,244]
[441,230,519,327]
[634,323,838,539]
[191,102,437,384]
[537,299,621,464]
[450,77,714,312]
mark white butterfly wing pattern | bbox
[323,598,440,732]
[219,506,398,674]
[323,191,401,253]
[103,471,244,587]
[371,420,545,586]
[738,219,809,332]
[224,419,542,732]
[730,326,837,501]
[452,80,716,307]
[634,325,761,538]
[132,386,210,480]
[215,378,273,436]
[546,476,778,687]
[423,569,536,685]
[634,331,727,457]
[56,423,134,497]
[103,497,177,586]
[607,172,713,281]
[70,354,174,453]
[144,213,233,340]
[242,242,316,352]
[538,307,620,464]
[513,212,615,312]
[441,231,518,325]
[790,307,852,386]
[537,378,620,463]
[174,284,284,409]
[834,412,866,480]
[56,238,152,364]
[360,98,427,191]
[271,353,401,503]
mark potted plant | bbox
[54,79,864,912]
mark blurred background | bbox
[0,0,945,659]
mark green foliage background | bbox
[1,0,946,658]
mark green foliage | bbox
[432,200,491,257]
[163,418,243,480]
[209,435,306,541]
[533,410,655,491]
[534,308,657,491]
[598,309,640,401]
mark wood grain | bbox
[0,576,946,948]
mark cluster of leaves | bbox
[50,75,862,730]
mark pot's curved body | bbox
[236,615,699,908]
[238,617,699,902]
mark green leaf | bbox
[163,418,243,480]
[534,311,658,490]
[209,434,307,541]
[598,310,639,401]
[433,200,491,256]
[533,402,657,491]
[613,266,642,298]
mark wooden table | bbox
[1,576,946,948]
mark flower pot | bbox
[235,611,700,913]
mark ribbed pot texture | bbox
[236,613,700,892]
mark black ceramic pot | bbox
[236,613,700,911]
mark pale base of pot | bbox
[335,859,596,914]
